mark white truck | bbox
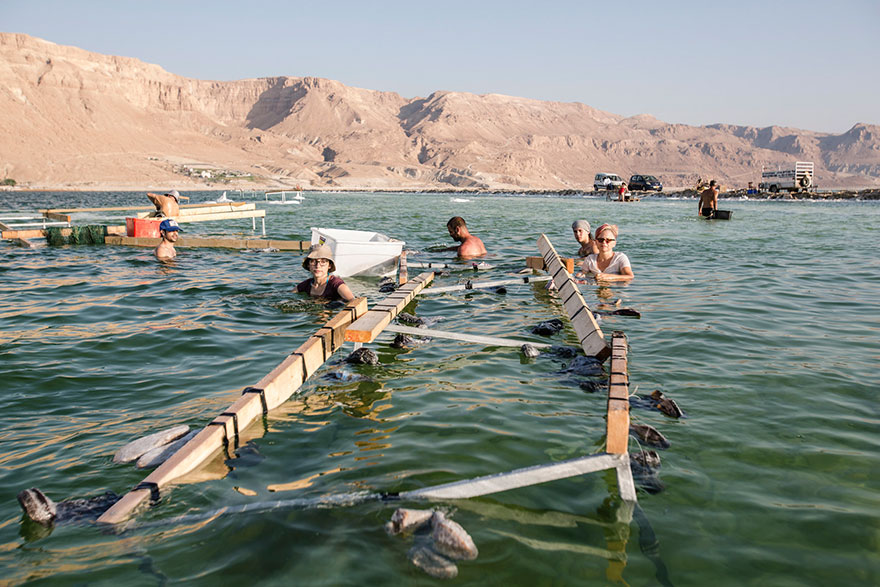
[759,162,814,193]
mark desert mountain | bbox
[1,33,878,191]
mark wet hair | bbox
[709,180,717,187]
[447,216,466,230]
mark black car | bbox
[628,175,662,192]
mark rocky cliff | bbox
[1,33,878,190]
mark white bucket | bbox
[310,227,404,277]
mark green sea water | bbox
[1,191,877,585]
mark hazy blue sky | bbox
[3,0,877,133]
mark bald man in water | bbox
[446,216,487,259]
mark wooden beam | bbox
[44,212,71,222]
[45,202,249,214]
[398,250,408,286]
[400,453,622,500]
[384,324,553,348]
[3,225,126,240]
[344,272,434,343]
[134,203,256,219]
[422,275,551,294]
[175,210,266,223]
[104,236,310,250]
[97,298,368,525]
[537,234,609,361]
[526,255,575,274]
[606,332,630,455]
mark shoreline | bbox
[1,186,879,201]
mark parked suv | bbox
[628,174,662,192]
[594,173,624,191]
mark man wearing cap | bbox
[147,189,189,218]
[296,244,355,302]
[155,219,182,260]
[572,220,597,257]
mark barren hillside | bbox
[1,33,878,191]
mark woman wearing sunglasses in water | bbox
[578,223,634,282]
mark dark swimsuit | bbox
[701,208,715,217]
[296,275,347,301]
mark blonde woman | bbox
[580,223,634,282]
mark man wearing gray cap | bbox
[572,220,597,257]
[147,189,189,217]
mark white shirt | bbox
[582,252,631,275]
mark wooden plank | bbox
[134,203,256,219]
[398,250,408,286]
[537,234,609,360]
[422,275,551,294]
[606,331,631,455]
[97,298,367,525]
[400,453,621,500]
[384,324,553,348]
[175,210,265,223]
[526,256,575,273]
[104,236,307,250]
[44,211,71,222]
[344,272,434,343]
[45,202,248,214]
[616,455,638,502]
[3,225,125,240]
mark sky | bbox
[2,0,878,133]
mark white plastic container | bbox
[310,227,404,277]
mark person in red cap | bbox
[147,189,189,218]
[155,219,182,260]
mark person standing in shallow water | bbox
[296,244,355,302]
[154,219,182,260]
[579,223,634,282]
[698,180,719,217]
[445,216,487,259]
[572,220,597,257]
[147,189,188,218]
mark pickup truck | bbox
[759,162,814,193]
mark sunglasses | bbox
[596,238,616,243]
[308,259,330,265]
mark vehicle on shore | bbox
[593,173,623,191]
[759,162,814,193]
[628,174,662,192]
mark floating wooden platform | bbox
[105,236,310,251]
[98,298,369,525]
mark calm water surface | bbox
[1,191,877,585]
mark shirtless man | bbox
[147,189,188,218]
[155,219,182,260]
[572,220,597,257]
[698,180,719,217]
[446,216,487,259]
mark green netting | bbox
[45,225,106,246]
[45,226,67,246]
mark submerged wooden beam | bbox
[3,225,126,240]
[344,272,434,343]
[422,275,551,294]
[97,297,368,525]
[537,234,610,361]
[104,236,310,251]
[384,324,553,349]
[401,453,623,500]
[526,255,575,274]
[606,331,630,455]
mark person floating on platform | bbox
[698,180,719,217]
[572,220,597,257]
[578,223,634,282]
[446,216,487,260]
[155,219,182,260]
[147,189,189,218]
[296,244,355,302]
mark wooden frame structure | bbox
[105,236,310,251]
[98,298,368,525]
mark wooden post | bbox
[536,234,610,361]
[97,298,368,525]
[344,272,434,343]
[398,250,408,286]
[607,331,636,502]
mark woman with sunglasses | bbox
[296,244,356,301]
[580,223,634,281]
